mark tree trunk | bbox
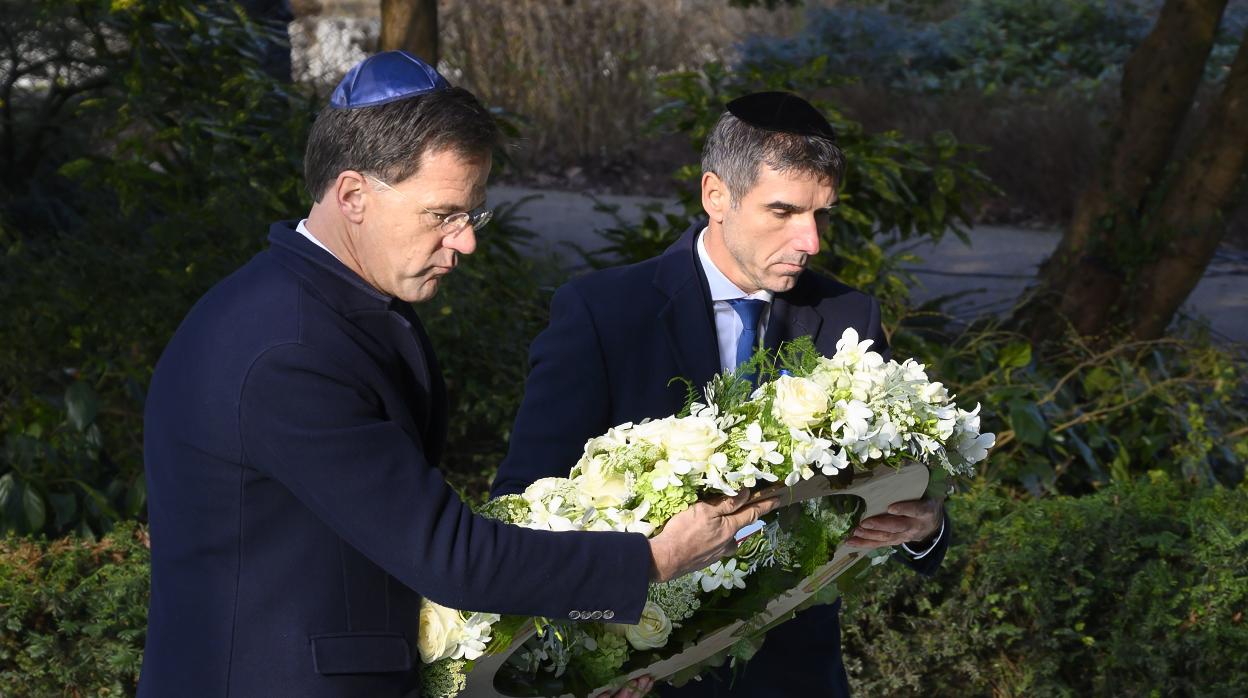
[1128,29,1248,339]
[380,0,439,66]
[1013,0,1229,342]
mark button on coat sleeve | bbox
[238,341,649,622]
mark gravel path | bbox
[489,185,1247,343]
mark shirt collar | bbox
[695,227,774,303]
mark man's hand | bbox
[594,676,653,698]
[846,497,944,550]
[647,491,782,582]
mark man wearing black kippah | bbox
[138,52,779,698]
[494,91,949,697]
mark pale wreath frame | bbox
[460,462,930,698]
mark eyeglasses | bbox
[424,206,493,236]
[366,175,493,236]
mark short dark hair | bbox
[304,87,500,202]
[701,112,846,204]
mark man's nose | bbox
[793,215,821,256]
[445,226,477,256]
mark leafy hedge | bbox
[0,524,149,695]
[4,477,1244,696]
[843,474,1248,697]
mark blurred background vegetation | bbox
[1,0,1245,695]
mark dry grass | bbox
[439,0,804,188]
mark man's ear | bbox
[335,171,368,225]
[701,171,728,224]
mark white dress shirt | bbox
[695,228,773,373]
[695,228,943,557]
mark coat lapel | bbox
[654,224,721,391]
[765,276,824,350]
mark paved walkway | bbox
[489,185,1247,343]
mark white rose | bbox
[418,599,465,664]
[772,375,830,430]
[521,477,573,504]
[573,455,631,507]
[622,601,672,650]
[658,416,727,462]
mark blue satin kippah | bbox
[329,51,451,109]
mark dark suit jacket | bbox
[139,221,652,697]
[493,223,948,697]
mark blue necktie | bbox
[728,298,767,370]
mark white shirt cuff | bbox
[900,517,945,559]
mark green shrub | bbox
[842,474,1248,697]
[0,523,149,696]
[0,0,314,537]
[892,323,1247,495]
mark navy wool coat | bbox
[140,221,652,697]
[493,223,949,698]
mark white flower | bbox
[728,459,779,490]
[932,404,958,440]
[648,459,689,491]
[526,498,577,531]
[695,559,748,593]
[659,415,728,462]
[452,611,501,661]
[832,327,885,371]
[583,423,634,456]
[869,418,903,457]
[830,399,874,445]
[739,422,785,467]
[771,375,830,430]
[522,477,593,531]
[521,477,575,505]
[702,451,739,495]
[790,428,849,477]
[418,599,465,663]
[919,379,948,404]
[621,601,673,650]
[956,403,983,433]
[572,454,631,507]
[598,501,656,536]
[953,430,996,465]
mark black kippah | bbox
[725,91,836,141]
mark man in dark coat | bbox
[138,52,776,698]
[492,93,949,697]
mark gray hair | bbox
[700,112,846,204]
[304,87,500,202]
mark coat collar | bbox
[267,220,408,317]
[653,222,722,391]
